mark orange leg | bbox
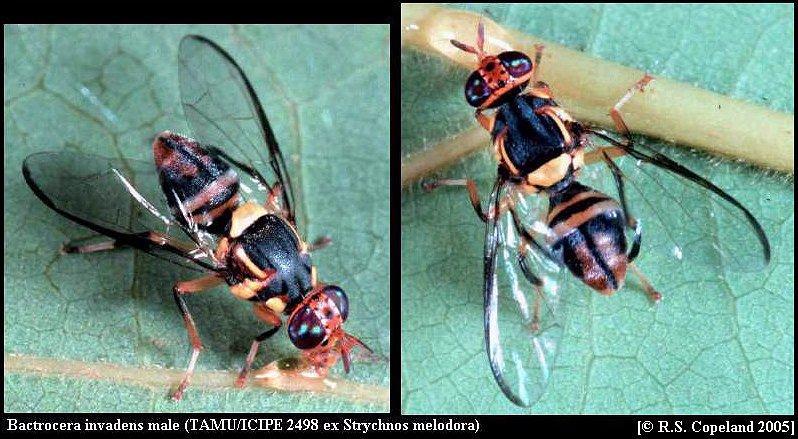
[517,242,545,332]
[629,262,662,303]
[422,178,516,223]
[61,239,116,254]
[610,74,654,140]
[171,275,224,401]
[508,201,556,333]
[588,75,653,247]
[61,231,198,255]
[307,236,332,252]
[583,75,653,153]
[422,178,489,222]
[236,303,283,388]
[475,108,496,132]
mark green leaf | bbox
[5,24,389,412]
[401,4,793,414]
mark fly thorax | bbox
[226,212,313,303]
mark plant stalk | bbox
[401,4,794,187]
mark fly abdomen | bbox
[547,182,628,295]
[153,131,240,234]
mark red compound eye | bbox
[464,71,491,107]
[498,51,533,78]
[288,305,326,349]
[324,285,349,322]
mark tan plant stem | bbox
[4,352,389,407]
[401,4,794,187]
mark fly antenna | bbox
[476,20,485,54]
[450,39,480,55]
[450,20,486,59]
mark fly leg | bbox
[61,236,119,254]
[422,178,490,222]
[474,108,496,132]
[171,274,224,401]
[300,235,332,257]
[583,74,654,158]
[599,150,642,261]
[610,74,654,142]
[235,327,280,388]
[629,262,662,303]
[62,231,199,255]
[587,147,654,299]
[508,204,556,332]
[581,76,655,259]
[591,75,656,289]
[423,178,516,223]
[236,303,282,388]
[307,236,332,252]
[424,116,507,223]
[517,243,545,332]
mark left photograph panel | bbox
[4,24,390,412]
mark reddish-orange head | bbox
[451,22,535,108]
[287,284,371,374]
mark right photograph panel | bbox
[400,4,794,414]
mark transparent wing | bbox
[483,177,570,407]
[177,35,305,232]
[582,130,770,274]
[22,151,218,273]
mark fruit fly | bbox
[424,22,771,407]
[22,35,372,401]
